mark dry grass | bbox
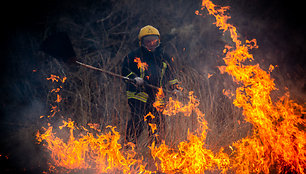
[32,0,305,172]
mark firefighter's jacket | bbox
[122,46,178,104]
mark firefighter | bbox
[122,25,179,144]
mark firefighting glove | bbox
[134,77,144,86]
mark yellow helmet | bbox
[138,25,160,45]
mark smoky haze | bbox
[0,0,305,173]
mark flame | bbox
[49,105,59,118]
[46,74,59,82]
[134,57,148,71]
[162,91,200,117]
[144,112,155,122]
[55,94,62,103]
[38,75,151,173]
[148,123,157,134]
[150,90,230,173]
[88,123,101,132]
[50,88,61,93]
[150,87,231,173]
[44,74,66,118]
[199,0,306,173]
[36,119,150,173]
[153,88,165,112]
[207,73,213,79]
[37,1,305,173]
[40,73,231,173]
[222,89,234,98]
[150,135,229,174]
[47,74,67,83]
[217,66,226,74]
[61,77,67,83]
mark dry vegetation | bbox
[38,0,251,152]
[3,0,304,172]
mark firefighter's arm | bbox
[122,55,138,79]
[122,55,144,87]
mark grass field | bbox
[0,0,304,173]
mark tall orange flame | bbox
[199,0,306,173]
[37,1,306,173]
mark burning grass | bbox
[35,0,305,173]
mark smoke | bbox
[0,25,50,172]
[0,99,48,172]
[229,0,306,102]
[0,0,305,172]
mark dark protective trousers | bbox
[126,99,164,144]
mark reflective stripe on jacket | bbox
[122,46,178,103]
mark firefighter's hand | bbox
[134,77,144,86]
